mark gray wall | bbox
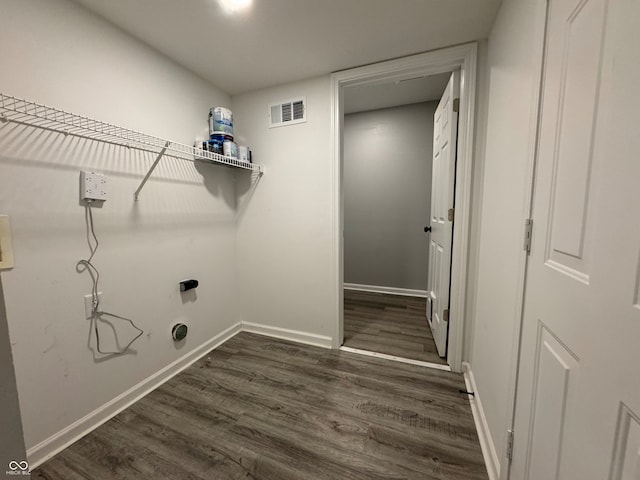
[344,101,437,291]
[0,277,28,473]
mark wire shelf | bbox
[0,93,263,198]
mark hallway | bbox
[343,290,447,366]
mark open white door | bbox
[426,71,459,357]
[511,0,640,478]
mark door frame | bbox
[330,43,478,372]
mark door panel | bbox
[511,0,640,478]
[426,71,459,357]
[545,0,607,283]
[525,325,578,480]
[611,405,640,480]
[548,0,606,264]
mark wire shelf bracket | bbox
[134,140,170,201]
[0,93,264,200]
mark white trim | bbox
[463,362,500,480]
[340,346,451,371]
[343,283,427,298]
[27,322,243,469]
[26,322,332,468]
[330,71,344,350]
[331,43,478,372]
[241,322,333,349]
[23,319,476,471]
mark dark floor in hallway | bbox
[343,289,447,365]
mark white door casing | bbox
[427,71,460,357]
[511,0,640,478]
[331,43,478,373]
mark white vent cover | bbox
[268,97,306,128]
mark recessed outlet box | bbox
[80,171,108,202]
[84,292,103,319]
[0,215,15,270]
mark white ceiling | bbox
[72,0,501,96]
[344,72,451,114]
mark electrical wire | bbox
[77,201,143,355]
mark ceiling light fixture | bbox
[218,0,252,14]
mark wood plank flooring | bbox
[33,332,487,480]
[344,289,447,365]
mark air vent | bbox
[269,97,306,128]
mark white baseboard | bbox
[27,322,243,469]
[344,283,427,298]
[462,362,500,480]
[241,321,333,349]
[339,346,451,371]
[27,321,332,468]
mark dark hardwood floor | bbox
[344,289,447,365]
[33,332,487,480]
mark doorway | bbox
[330,43,478,373]
[340,75,450,366]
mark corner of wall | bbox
[463,362,501,480]
[230,75,336,340]
[27,322,243,469]
[0,276,28,471]
[463,0,547,476]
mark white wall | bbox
[0,0,546,474]
[232,76,335,343]
[0,277,27,470]
[465,0,546,476]
[343,102,436,291]
[0,0,239,460]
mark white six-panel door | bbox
[426,71,459,357]
[511,0,640,478]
